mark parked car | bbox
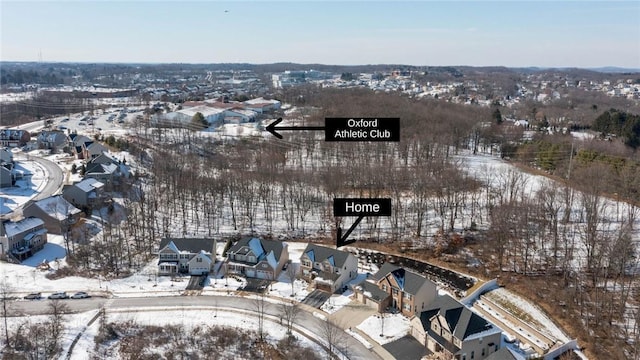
[48,292,69,299]
[70,292,91,299]
[24,293,42,300]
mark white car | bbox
[48,292,69,299]
[71,292,91,299]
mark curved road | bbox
[12,295,379,360]
[30,156,65,201]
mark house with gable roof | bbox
[0,129,30,147]
[0,217,47,261]
[157,238,216,276]
[22,195,82,234]
[226,237,289,280]
[410,294,502,360]
[36,130,69,151]
[365,263,438,316]
[62,178,106,209]
[299,243,358,293]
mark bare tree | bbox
[252,293,268,342]
[0,277,13,349]
[279,301,301,335]
[284,262,298,297]
[48,299,70,354]
[320,318,348,360]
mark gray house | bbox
[226,237,289,280]
[22,195,83,234]
[0,166,13,188]
[37,131,69,151]
[410,294,502,360]
[157,238,217,276]
[0,148,12,163]
[62,178,105,208]
[0,217,47,261]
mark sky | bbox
[1,1,639,68]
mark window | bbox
[196,257,202,262]
[248,255,255,263]
[471,351,474,359]
[403,292,412,300]
[382,284,387,291]
[392,288,399,295]
[402,303,411,311]
[482,349,485,357]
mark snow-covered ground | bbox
[0,157,47,215]
[486,287,570,343]
[356,313,411,345]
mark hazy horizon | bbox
[2,1,639,68]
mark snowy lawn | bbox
[356,313,411,345]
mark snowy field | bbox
[0,157,46,215]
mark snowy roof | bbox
[2,217,44,238]
[73,178,104,193]
[85,163,118,175]
[31,195,81,220]
[177,105,225,118]
[243,97,279,105]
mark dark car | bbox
[24,293,42,300]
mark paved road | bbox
[11,295,381,360]
[30,156,64,201]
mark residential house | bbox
[69,134,92,159]
[0,166,13,187]
[299,243,358,293]
[81,141,107,160]
[22,195,83,234]
[62,178,106,209]
[0,217,47,261]
[84,162,120,186]
[157,238,217,275]
[410,294,502,360]
[37,130,69,151]
[361,263,438,316]
[87,153,130,182]
[0,129,30,147]
[0,148,12,163]
[226,237,289,280]
[0,148,14,187]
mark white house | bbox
[157,238,216,276]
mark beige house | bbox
[299,243,358,293]
[410,294,502,360]
[355,263,437,316]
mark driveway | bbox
[383,335,429,360]
[239,278,271,293]
[301,289,331,308]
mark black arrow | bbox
[336,215,364,248]
[265,118,325,139]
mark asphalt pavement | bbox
[9,295,382,360]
